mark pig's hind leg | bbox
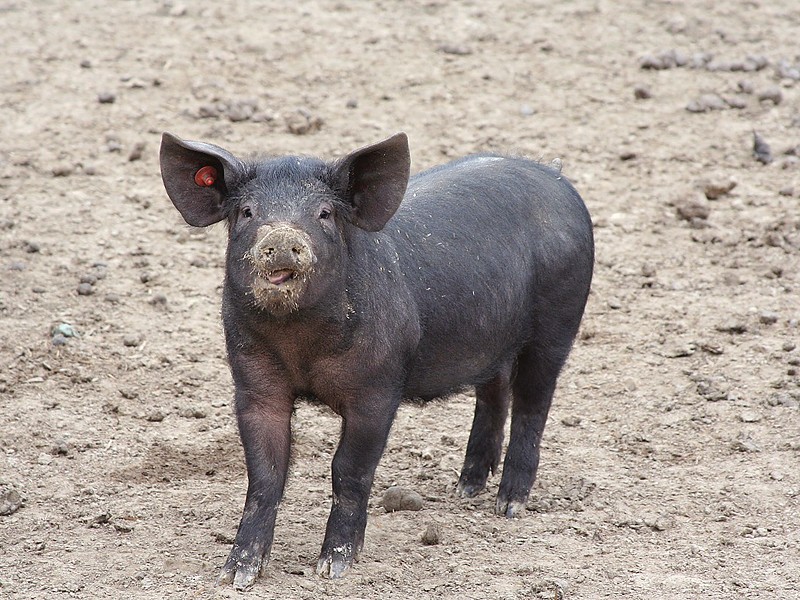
[456,361,513,498]
[495,331,578,518]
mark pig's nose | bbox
[252,225,313,267]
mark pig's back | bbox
[387,155,593,399]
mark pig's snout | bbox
[248,225,317,314]
[249,225,315,288]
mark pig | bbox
[159,132,594,589]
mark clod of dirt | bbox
[421,523,441,545]
[382,486,423,512]
[686,94,727,113]
[697,378,729,402]
[97,91,116,104]
[675,194,711,221]
[285,109,323,135]
[0,483,23,516]
[753,131,772,164]
[178,407,207,419]
[757,86,783,105]
[699,176,737,200]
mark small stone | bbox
[686,94,726,113]
[76,282,94,296]
[561,415,581,427]
[345,98,358,109]
[421,523,441,545]
[737,80,754,94]
[382,486,423,512]
[644,514,675,531]
[197,104,222,118]
[178,407,207,419]
[739,410,762,423]
[770,471,784,481]
[227,100,258,122]
[778,186,795,197]
[520,104,535,117]
[80,59,92,69]
[757,86,783,105]
[675,195,711,221]
[641,263,656,277]
[169,4,187,17]
[732,434,760,453]
[437,44,472,56]
[783,341,797,352]
[715,321,747,334]
[52,164,74,177]
[633,84,652,100]
[52,439,70,456]
[146,410,165,422]
[25,241,40,253]
[149,293,168,307]
[700,177,737,199]
[98,91,116,104]
[51,334,68,346]
[607,297,622,310]
[128,141,146,162]
[79,273,97,285]
[119,388,139,400]
[759,312,779,325]
[37,453,53,466]
[0,483,23,516]
[753,131,772,165]
[123,335,142,347]
[697,379,728,402]
[285,109,323,135]
[639,54,666,70]
[52,323,77,338]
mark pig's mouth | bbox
[267,269,296,286]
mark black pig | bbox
[159,132,593,589]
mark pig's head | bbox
[159,133,410,316]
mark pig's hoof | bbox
[456,479,485,498]
[494,497,527,518]
[316,544,354,579]
[217,550,264,590]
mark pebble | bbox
[686,94,727,113]
[0,483,23,516]
[739,410,761,423]
[52,334,68,346]
[561,415,582,427]
[753,131,772,165]
[715,321,747,334]
[76,282,94,296]
[759,311,779,325]
[737,80,754,94]
[79,273,98,285]
[123,334,142,347]
[779,186,795,197]
[178,407,207,419]
[421,523,441,545]
[128,141,146,162]
[757,85,783,105]
[37,453,53,466]
[697,379,728,402]
[382,486,423,512]
[345,98,358,109]
[607,297,622,310]
[437,44,473,56]
[25,241,40,253]
[633,84,652,100]
[52,323,77,337]
[52,164,74,177]
[675,195,710,221]
[146,410,165,422]
[227,99,258,122]
[520,104,535,117]
[285,109,323,135]
[783,341,797,352]
[770,471,784,481]
[731,434,760,453]
[98,91,116,104]
[699,177,737,200]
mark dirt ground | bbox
[1,1,799,598]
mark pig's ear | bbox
[332,133,410,232]
[159,132,244,227]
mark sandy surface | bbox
[1,1,799,598]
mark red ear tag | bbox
[194,166,218,187]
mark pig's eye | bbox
[318,206,332,220]
[241,206,253,219]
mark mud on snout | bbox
[246,224,316,314]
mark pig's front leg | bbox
[218,359,293,590]
[316,392,400,578]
